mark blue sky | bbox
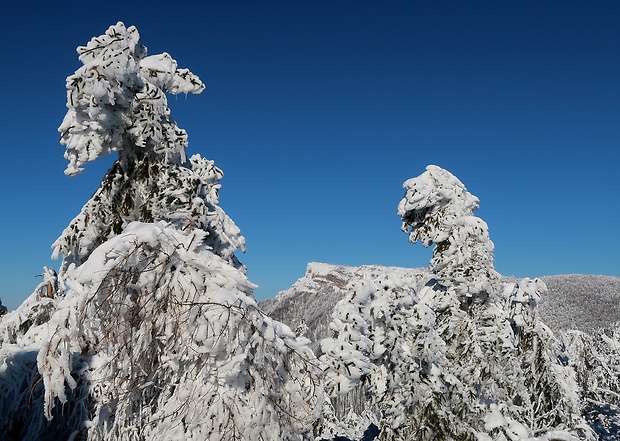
[1,1,618,310]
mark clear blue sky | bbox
[0,1,618,310]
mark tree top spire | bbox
[59,22,205,176]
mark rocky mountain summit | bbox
[260,263,427,352]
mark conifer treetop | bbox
[51,23,247,271]
[59,22,205,176]
[397,165,480,247]
[398,165,498,299]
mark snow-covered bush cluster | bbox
[561,324,620,440]
[1,22,619,441]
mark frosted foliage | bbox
[397,165,480,247]
[39,222,322,441]
[0,271,95,440]
[318,399,378,441]
[322,275,591,440]
[0,343,91,441]
[398,165,498,299]
[59,22,204,176]
[52,153,245,271]
[0,291,55,349]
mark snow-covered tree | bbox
[0,298,6,316]
[321,165,591,440]
[52,22,245,275]
[1,22,323,440]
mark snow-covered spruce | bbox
[59,22,203,177]
[0,22,323,440]
[397,164,499,302]
[321,165,592,440]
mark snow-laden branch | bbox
[40,222,323,440]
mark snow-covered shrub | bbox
[0,267,89,440]
[321,165,592,440]
[318,396,378,441]
[39,222,322,440]
[0,267,61,347]
[506,279,586,433]
[0,345,90,441]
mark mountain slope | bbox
[539,274,620,332]
[261,263,620,342]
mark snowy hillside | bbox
[261,263,620,338]
[539,275,620,332]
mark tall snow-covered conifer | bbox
[321,165,591,440]
[0,22,323,441]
